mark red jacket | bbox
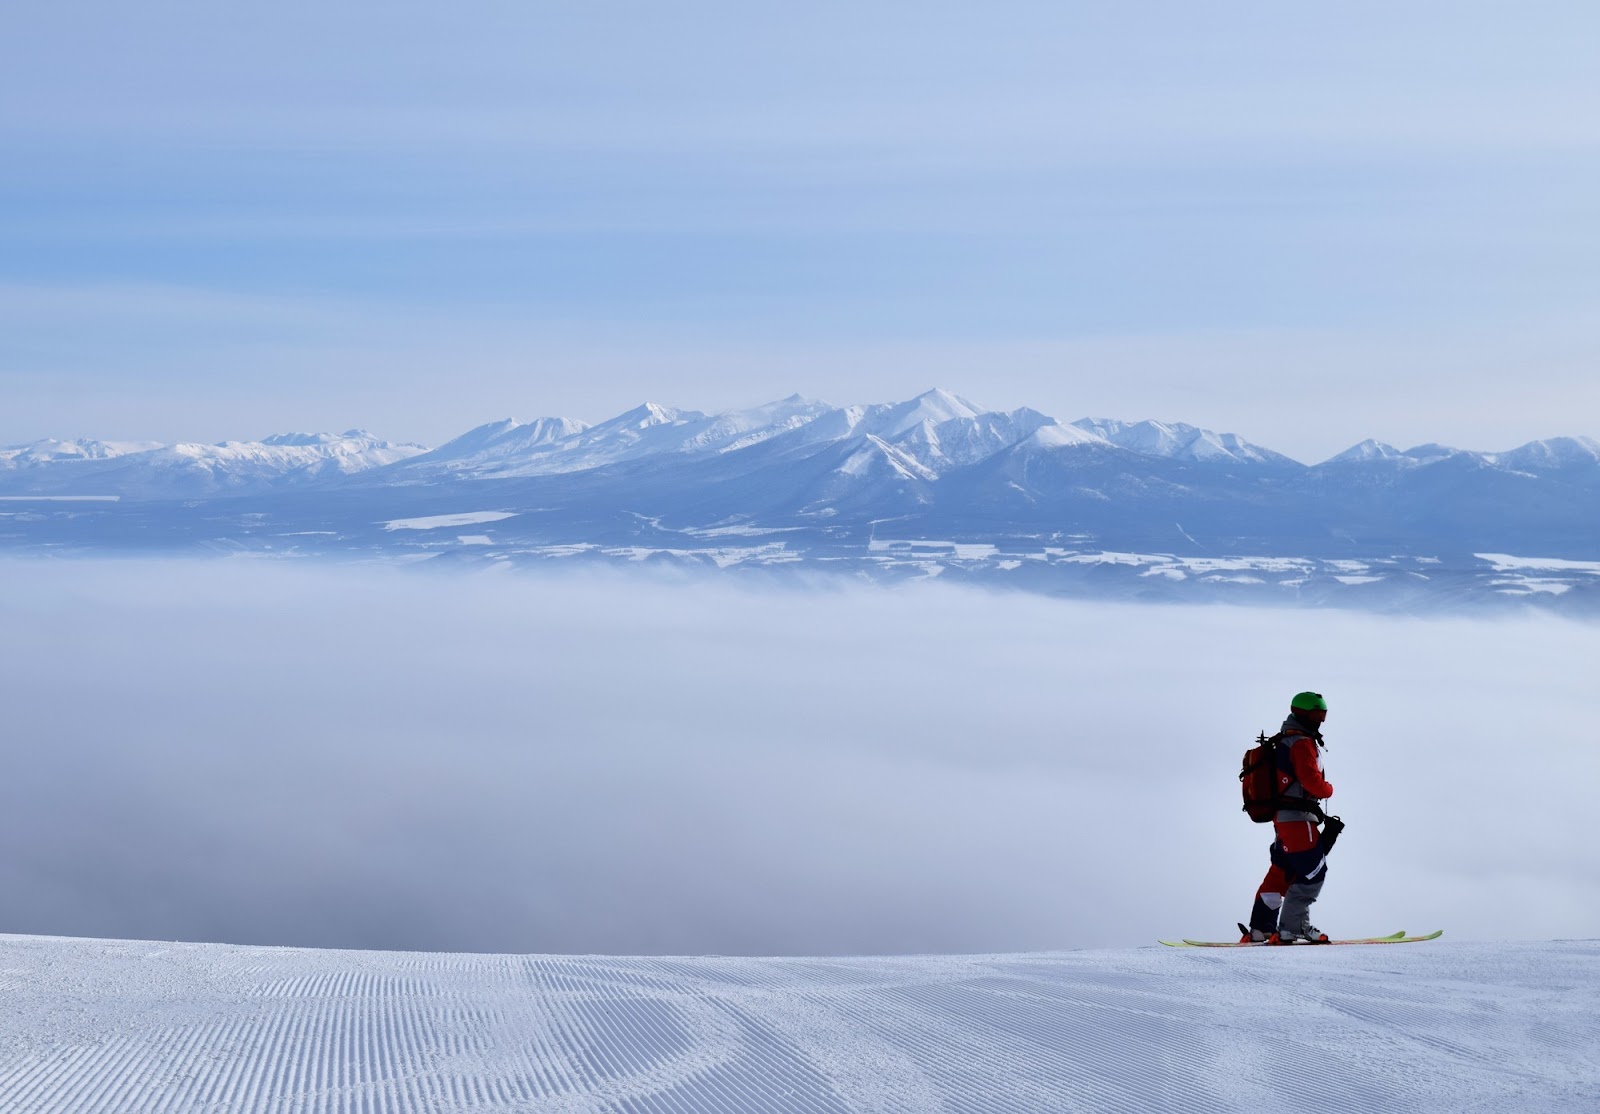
[1275,722,1333,821]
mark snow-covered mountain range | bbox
[4,390,1598,612]
[0,429,425,497]
[8,389,1594,494]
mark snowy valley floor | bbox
[0,935,1593,1113]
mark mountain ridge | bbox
[7,388,1594,491]
[4,390,1597,612]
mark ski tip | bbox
[1157,940,1190,947]
[1349,929,1444,945]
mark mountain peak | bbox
[614,402,688,428]
[426,419,526,456]
[1326,438,1404,464]
[1492,436,1600,471]
[916,386,978,404]
[1071,418,1288,465]
[1023,422,1110,449]
[261,431,383,448]
[1,437,165,463]
[908,388,983,419]
[860,390,987,441]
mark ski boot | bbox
[1272,923,1330,944]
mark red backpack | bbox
[1239,731,1284,822]
[1240,730,1328,823]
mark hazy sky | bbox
[2,559,1594,954]
[4,2,1599,460]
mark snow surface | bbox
[1326,439,1404,464]
[382,511,518,531]
[1070,418,1289,465]
[1477,552,1600,574]
[408,397,836,478]
[0,438,164,463]
[0,934,1592,1113]
[0,431,426,496]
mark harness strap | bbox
[1271,796,1327,823]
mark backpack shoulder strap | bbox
[1269,730,1328,821]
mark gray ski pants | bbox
[1276,848,1329,935]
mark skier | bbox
[1241,691,1345,943]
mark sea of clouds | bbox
[1,558,1593,954]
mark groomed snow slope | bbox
[0,936,1593,1113]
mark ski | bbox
[1159,929,1402,948]
[1159,930,1443,948]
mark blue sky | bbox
[4,2,1598,460]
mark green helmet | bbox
[1290,691,1328,712]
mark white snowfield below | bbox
[381,511,519,531]
[0,935,1593,1113]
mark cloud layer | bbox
[1,558,1594,954]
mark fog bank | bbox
[1,558,1593,953]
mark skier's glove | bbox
[1319,814,1346,854]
